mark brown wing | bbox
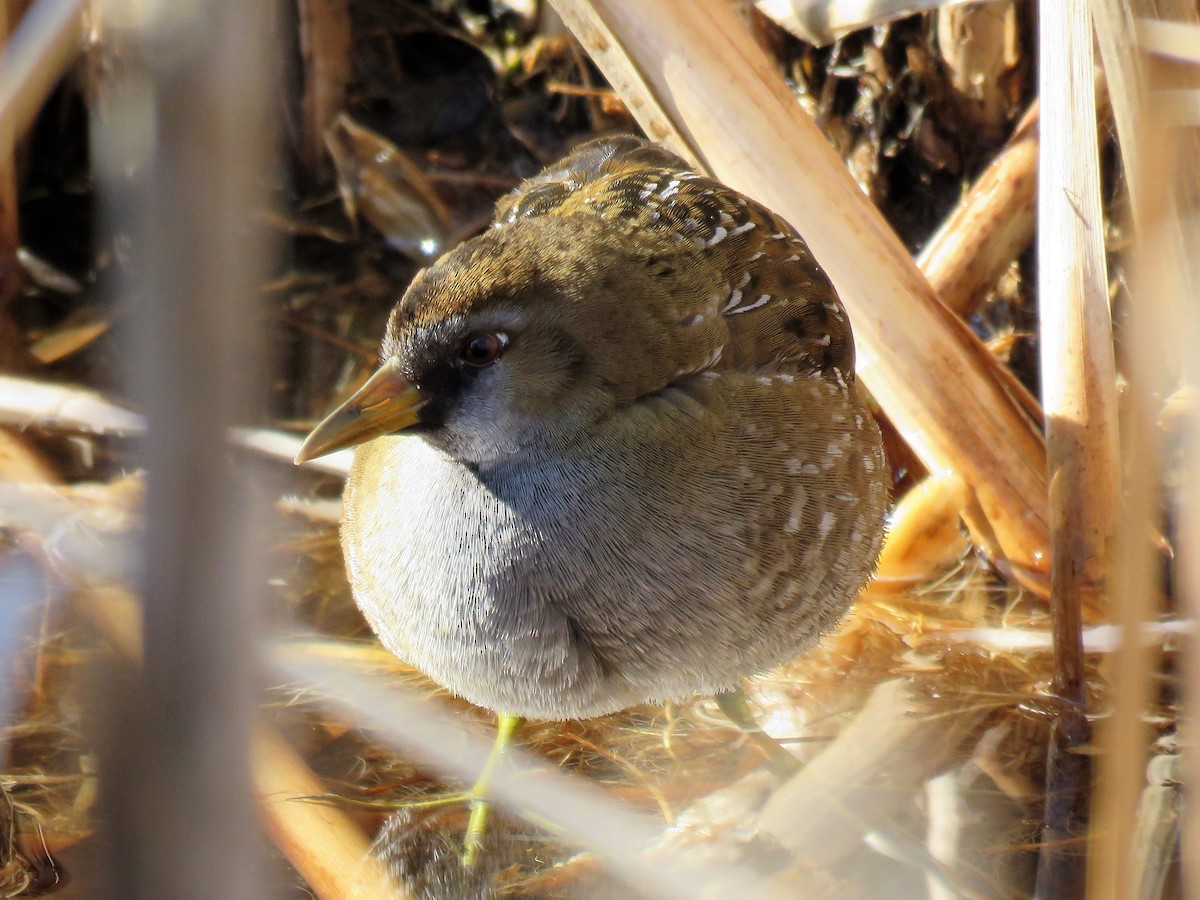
[494,135,855,380]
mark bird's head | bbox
[295,214,728,467]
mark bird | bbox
[296,134,890,863]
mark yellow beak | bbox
[294,357,427,464]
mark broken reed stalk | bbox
[69,586,404,899]
[549,0,1050,582]
[917,101,1038,318]
[918,92,1114,436]
[920,72,1111,325]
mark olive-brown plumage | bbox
[299,135,890,720]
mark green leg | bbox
[462,712,522,867]
[714,686,800,779]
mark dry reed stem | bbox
[0,374,144,434]
[872,472,970,591]
[1034,7,1117,889]
[28,318,111,364]
[550,0,1050,580]
[252,729,408,900]
[0,0,83,142]
[543,2,696,165]
[1181,279,1200,897]
[1138,18,1200,66]
[1089,4,1200,897]
[0,2,21,296]
[90,4,282,894]
[930,619,1189,655]
[757,678,993,863]
[232,426,353,476]
[0,373,354,475]
[917,102,1038,319]
[298,0,352,179]
[1037,0,1117,686]
[0,428,57,482]
[67,586,405,899]
[1090,0,1148,225]
[1087,223,1167,900]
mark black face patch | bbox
[406,357,473,430]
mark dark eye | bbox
[461,332,508,367]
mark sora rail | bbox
[296,136,890,854]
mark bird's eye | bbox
[461,332,508,367]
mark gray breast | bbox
[342,373,887,720]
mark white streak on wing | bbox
[784,486,808,533]
[726,294,771,316]
[818,510,837,537]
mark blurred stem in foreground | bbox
[90,1,275,896]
